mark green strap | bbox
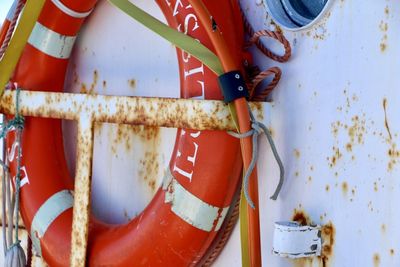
[0,0,46,96]
[108,0,224,75]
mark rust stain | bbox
[292,220,335,267]
[321,222,335,264]
[329,110,367,169]
[128,79,137,89]
[383,98,392,140]
[110,124,161,193]
[291,209,311,226]
[79,70,98,95]
[381,224,386,234]
[346,143,352,152]
[325,185,330,192]
[373,253,380,267]
[390,249,395,256]
[380,42,387,52]
[251,101,264,120]
[341,182,348,196]
[379,8,389,52]
[269,20,282,33]
[328,146,342,168]
[294,149,301,159]
[348,115,365,145]
[383,99,400,171]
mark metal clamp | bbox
[218,71,249,103]
[273,221,322,258]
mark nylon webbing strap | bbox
[0,0,46,96]
[108,0,224,75]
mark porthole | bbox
[265,0,331,30]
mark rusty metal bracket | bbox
[0,89,270,266]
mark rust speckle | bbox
[294,149,301,159]
[251,101,264,120]
[325,185,330,192]
[79,70,98,95]
[328,147,342,168]
[383,98,392,140]
[110,124,161,193]
[383,99,400,171]
[379,21,388,32]
[381,224,386,233]
[346,143,352,152]
[380,42,387,52]
[342,182,348,196]
[373,253,380,267]
[321,222,335,264]
[128,79,136,89]
[291,209,311,226]
[390,249,395,256]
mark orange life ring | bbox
[8,0,246,266]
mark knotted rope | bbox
[241,7,291,101]
[1,87,27,267]
[228,108,284,209]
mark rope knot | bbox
[12,116,24,130]
[1,86,27,265]
[228,109,285,209]
[251,122,263,135]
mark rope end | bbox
[5,241,26,267]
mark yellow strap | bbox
[0,0,46,96]
[108,0,224,75]
[239,185,251,267]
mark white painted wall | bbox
[1,0,400,266]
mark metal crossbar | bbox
[0,90,270,266]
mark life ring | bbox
[7,0,247,266]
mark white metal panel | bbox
[242,0,400,266]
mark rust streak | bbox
[383,98,392,140]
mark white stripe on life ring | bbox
[163,169,230,232]
[51,0,93,19]
[28,22,76,59]
[30,190,74,256]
